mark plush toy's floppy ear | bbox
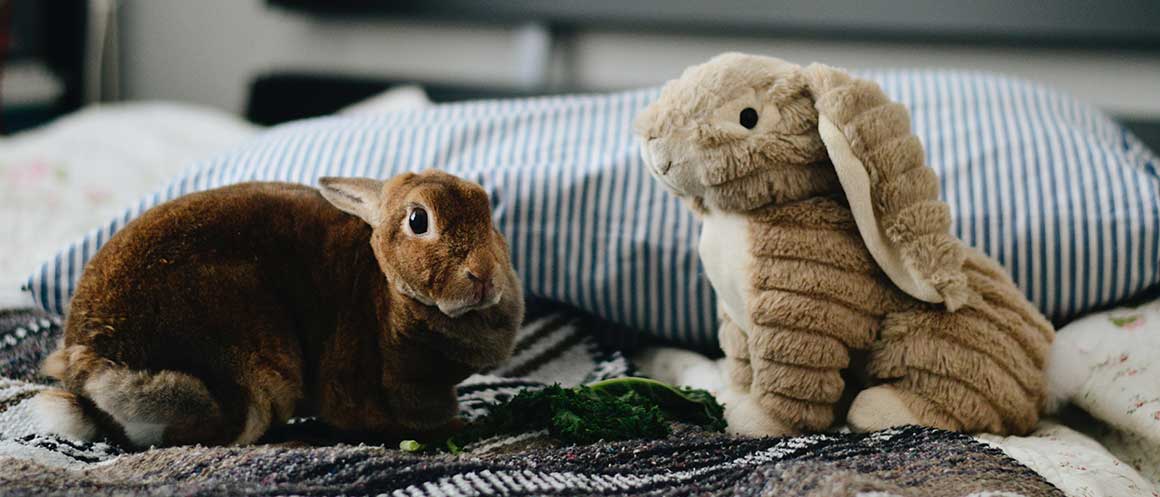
[802,64,970,310]
[318,177,385,226]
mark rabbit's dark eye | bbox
[739,108,759,129]
[408,208,429,235]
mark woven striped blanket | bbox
[0,304,1063,497]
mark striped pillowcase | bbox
[24,70,1160,348]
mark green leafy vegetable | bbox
[587,377,727,432]
[441,377,726,452]
[398,439,424,452]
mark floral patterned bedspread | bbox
[1035,299,1160,493]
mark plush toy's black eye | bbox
[408,208,429,235]
[739,107,759,129]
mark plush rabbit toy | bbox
[34,170,523,447]
[635,53,1053,436]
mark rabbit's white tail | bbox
[31,389,102,441]
[34,345,225,447]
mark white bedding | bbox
[0,103,257,307]
[978,423,1157,497]
[1045,300,1160,488]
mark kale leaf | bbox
[436,377,727,452]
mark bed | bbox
[1,74,1159,497]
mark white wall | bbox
[119,0,1160,118]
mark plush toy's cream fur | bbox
[636,53,1053,436]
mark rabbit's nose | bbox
[467,269,495,301]
[466,269,489,284]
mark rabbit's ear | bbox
[802,64,970,310]
[318,177,385,226]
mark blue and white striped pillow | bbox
[24,70,1160,348]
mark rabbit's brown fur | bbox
[35,171,523,447]
[636,53,1053,436]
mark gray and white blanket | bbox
[0,303,1065,497]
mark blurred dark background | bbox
[1,0,1158,146]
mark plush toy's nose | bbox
[641,138,705,198]
[641,139,672,175]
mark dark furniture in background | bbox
[246,73,555,126]
[0,0,87,134]
[269,0,1160,48]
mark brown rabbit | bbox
[32,170,524,448]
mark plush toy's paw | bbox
[632,346,725,394]
[720,388,795,437]
[846,385,920,432]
